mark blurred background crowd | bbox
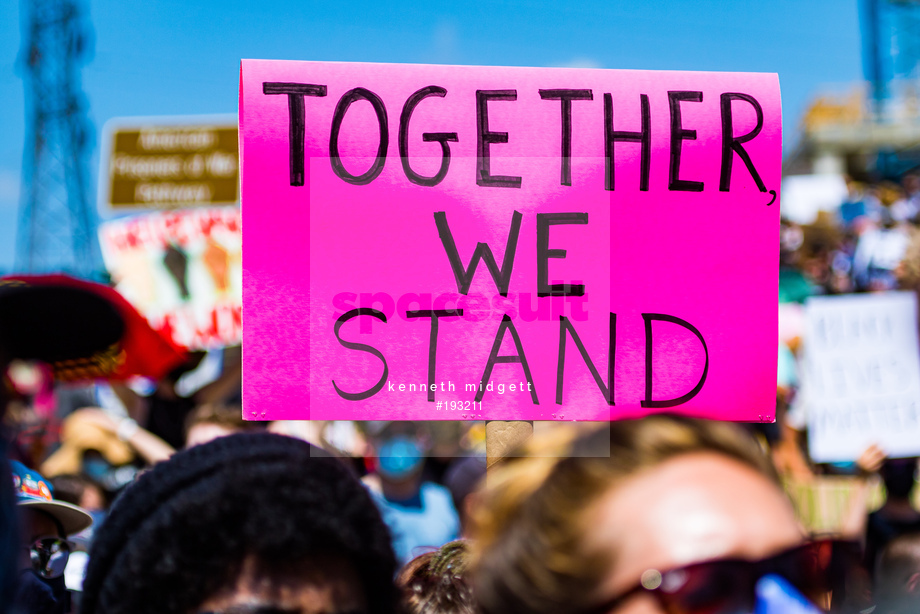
[8,0,920,613]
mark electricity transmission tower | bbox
[863,0,920,119]
[16,0,101,278]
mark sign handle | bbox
[485,420,533,469]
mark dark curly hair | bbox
[80,432,398,614]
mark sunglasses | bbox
[583,539,856,614]
[29,537,71,579]
[199,607,367,614]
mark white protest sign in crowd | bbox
[803,292,920,462]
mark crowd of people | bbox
[773,172,920,483]
[3,170,920,613]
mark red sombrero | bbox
[0,274,186,381]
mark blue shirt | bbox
[369,481,460,564]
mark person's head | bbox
[12,460,94,613]
[48,474,106,512]
[471,415,839,614]
[881,459,918,501]
[13,459,93,547]
[184,402,251,448]
[875,532,920,613]
[80,432,398,614]
[444,456,486,536]
[367,422,427,484]
[397,540,477,614]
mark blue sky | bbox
[0,0,863,272]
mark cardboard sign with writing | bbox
[803,292,920,462]
[240,60,781,421]
[99,207,242,349]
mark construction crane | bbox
[16,0,101,278]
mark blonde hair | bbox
[470,415,777,614]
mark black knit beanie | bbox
[80,432,398,614]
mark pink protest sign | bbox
[240,60,780,422]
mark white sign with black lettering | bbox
[804,292,920,462]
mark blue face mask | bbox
[754,574,823,614]
[376,435,424,480]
